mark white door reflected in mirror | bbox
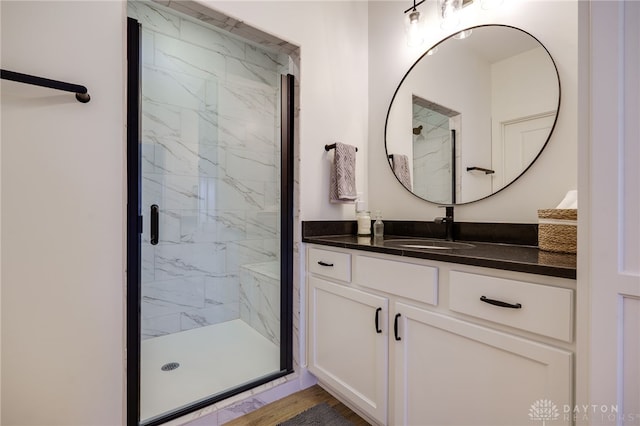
[494,113,555,191]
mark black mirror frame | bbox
[384,24,561,205]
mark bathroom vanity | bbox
[305,18,576,425]
[303,228,576,426]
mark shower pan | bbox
[126,2,294,425]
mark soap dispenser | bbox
[356,201,371,236]
[373,210,384,238]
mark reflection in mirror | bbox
[411,95,459,204]
[385,25,560,204]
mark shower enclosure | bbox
[412,96,459,204]
[126,2,294,424]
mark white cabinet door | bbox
[308,276,388,424]
[392,302,572,426]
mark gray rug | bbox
[277,402,355,426]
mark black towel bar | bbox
[325,143,358,152]
[1,69,90,103]
[466,166,495,175]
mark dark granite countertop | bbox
[302,234,576,279]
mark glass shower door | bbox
[127,2,293,424]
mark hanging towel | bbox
[391,154,412,191]
[329,142,358,203]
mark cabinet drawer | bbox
[449,270,574,342]
[308,247,351,282]
[355,255,438,305]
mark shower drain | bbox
[161,362,180,371]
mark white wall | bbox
[491,47,559,124]
[0,1,125,425]
[490,46,559,191]
[369,0,578,222]
[206,1,369,221]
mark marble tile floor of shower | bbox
[141,319,280,422]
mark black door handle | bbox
[317,261,334,267]
[480,295,522,309]
[150,204,159,245]
[375,307,382,333]
[394,313,401,341]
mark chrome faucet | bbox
[435,205,455,241]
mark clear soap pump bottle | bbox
[356,201,371,237]
[373,210,384,238]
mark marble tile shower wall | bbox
[129,2,290,339]
[412,106,452,203]
[239,261,280,346]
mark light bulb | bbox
[405,10,424,47]
[438,0,462,30]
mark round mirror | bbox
[385,25,560,204]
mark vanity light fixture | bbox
[404,0,426,47]
[438,0,463,29]
[403,0,473,46]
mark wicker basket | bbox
[538,209,577,253]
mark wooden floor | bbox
[223,385,371,425]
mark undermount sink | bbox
[383,238,475,251]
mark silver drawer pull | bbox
[480,295,522,309]
[317,261,334,267]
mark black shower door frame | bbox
[126,17,294,426]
